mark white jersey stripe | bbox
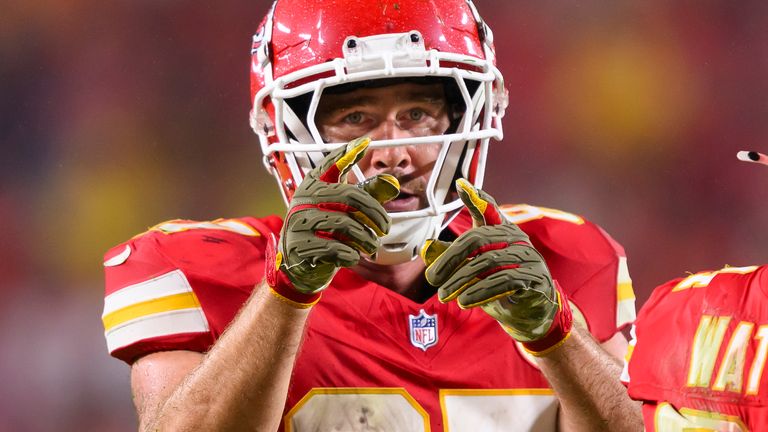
[620,325,638,384]
[103,269,193,317]
[617,256,633,286]
[105,308,209,353]
[616,257,637,327]
[151,219,260,236]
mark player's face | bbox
[316,82,450,212]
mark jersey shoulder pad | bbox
[501,203,619,255]
[638,264,766,323]
[102,215,281,364]
[501,204,636,341]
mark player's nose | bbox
[367,145,412,172]
[365,116,415,171]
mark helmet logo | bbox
[251,30,264,53]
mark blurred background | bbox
[1,0,766,430]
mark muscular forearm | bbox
[536,325,643,432]
[144,282,310,432]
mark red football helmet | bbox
[250,0,507,264]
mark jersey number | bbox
[672,266,758,292]
[654,402,748,431]
[501,204,585,225]
[285,388,557,432]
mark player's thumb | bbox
[358,174,400,204]
[421,238,454,288]
[455,178,504,227]
[420,239,451,270]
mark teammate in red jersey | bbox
[102,1,643,430]
[623,151,768,431]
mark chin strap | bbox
[369,214,443,265]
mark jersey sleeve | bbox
[621,276,679,387]
[621,276,680,387]
[502,204,636,342]
[102,216,281,364]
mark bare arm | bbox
[131,282,311,432]
[538,325,643,432]
[126,140,395,431]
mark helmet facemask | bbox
[251,3,507,264]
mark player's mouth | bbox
[384,190,420,212]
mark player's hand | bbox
[265,136,400,307]
[422,179,573,355]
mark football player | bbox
[102,0,643,430]
[623,151,768,431]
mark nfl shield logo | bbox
[409,309,438,351]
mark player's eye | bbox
[343,112,364,124]
[408,109,425,121]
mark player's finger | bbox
[435,249,541,303]
[342,186,392,237]
[358,173,400,204]
[290,232,362,268]
[299,212,380,256]
[425,224,517,286]
[301,181,392,237]
[454,264,551,308]
[455,178,504,227]
[315,136,370,183]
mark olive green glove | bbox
[422,179,573,355]
[266,137,400,307]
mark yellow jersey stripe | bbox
[616,256,637,327]
[103,291,202,331]
[618,282,636,301]
[105,309,209,353]
[103,270,194,316]
[624,343,635,363]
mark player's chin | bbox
[383,193,421,213]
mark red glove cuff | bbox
[521,281,573,356]
[265,234,321,309]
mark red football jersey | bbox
[102,204,634,431]
[625,265,768,431]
